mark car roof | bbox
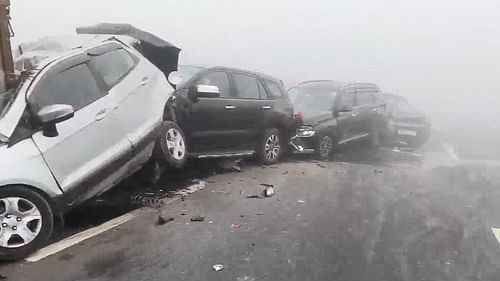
[180,65,283,85]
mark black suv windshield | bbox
[291,83,339,117]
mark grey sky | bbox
[11,0,500,128]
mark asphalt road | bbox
[2,140,500,281]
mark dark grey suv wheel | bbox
[316,135,334,160]
[257,128,282,165]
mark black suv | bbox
[166,66,295,165]
[288,81,386,159]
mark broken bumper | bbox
[289,126,317,153]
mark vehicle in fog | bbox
[167,65,295,164]
[289,81,385,159]
[380,93,431,148]
[0,31,181,260]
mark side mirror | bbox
[37,104,75,137]
[196,84,220,98]
[167,71,183,86]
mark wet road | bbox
[2,140,500,281]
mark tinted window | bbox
[30,64,103,112]
[340,92,355,107]
[357,92,375,105]
[264,80,284,99]
[232,74,260,99]
[90,49,136,88]
[197,72,230,98]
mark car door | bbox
[186,70,237,153]
[29,55,132,206]
[335,90,363,144]
[87,43,166,157]
[354,90,378,137]
[229,72,265,149]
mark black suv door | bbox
[228,72,266,150]
[185,70,237,153]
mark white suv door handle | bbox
[225,105,237,110]
[261,105,272,110]
[140,77,149,86]
[95,109,108,121]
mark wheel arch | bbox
[0,183,62,215]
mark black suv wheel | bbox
[257,128,282,165]
[154,121,188,169]
[316,134,334,160]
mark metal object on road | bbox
[264,187,275,197]
[190,216,205,222]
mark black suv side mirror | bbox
[37,104,75,137]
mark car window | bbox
[356,92,375,106]
[30,64,103,112]
[89,49,136,88]
[264,80,284,99]
[196,71,230,98]
[339,92,355,107]
[232,74,260,99]
[257,80,268,99]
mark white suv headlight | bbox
[296,126,316,137]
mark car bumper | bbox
[289,129,318,154]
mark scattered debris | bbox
[237,276,256,281]
[0,274,6,280]
[131,194,165,209]
[256,212,265,215]
[316,163,327,168]
[246,195,263,199]
[157,215,174,226]
[263,187,275,197]
[212,264,224,271]
[231,223,241,229]
[208,220,214,224]
[218,159,242,172]
[175,180,207,196]
[374,169,384,174]
[260,183,274,188]
[297,200,305,204]
[240,215,245,218]
[282,171,289,175]
[190,216,205,222]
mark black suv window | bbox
[339,92,355,108]
[257,80,268,99]
[357,92,375,106]
[89,49,136,88]
[197,72,230,98]
[232,74,260,99]
[264,80,284,99]
[30,64,103,112]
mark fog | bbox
[11,0,500,140]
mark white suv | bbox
[0,31,186,260]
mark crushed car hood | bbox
[76,23,181,79]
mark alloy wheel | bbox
[0,197,42,248]
[319,136,333,159]
[165,128,186,160]
[264,134,281,161]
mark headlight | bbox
[296,126,316,137]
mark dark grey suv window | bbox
[197,71,230,98]
[340,92,355,107]
[357,92,375,106]
[264,80,284,98]
[232,74,259,99]
[30,64,103,112]
[89,49,136,88]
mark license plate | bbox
[398,129,417,136]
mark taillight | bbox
[294,112,304,125]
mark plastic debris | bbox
[212,264,224,271]
[190,216,205,222]
[237,276,256,281]
[157,215,174,226]
[260,183,274,188]
[297,200,305,204]
[317,163,327,168]
[246,195,263,199]
[231,223,241,229]
[263,187,275,197]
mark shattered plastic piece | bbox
[237,276,256,281]
[264,187,275,197]
[316,163,327,168]
[0,274,6,280]
[246,195,263,199]
[212,264,224,271]
[208,220,214,224]
[232,165,242,172]
[374,169,384,174]
[297,200,305,204]
[231,223,241,229]
[157,215,174,226]
[282,171,289,175]
[190,216,205,222]
[260,183,274,188]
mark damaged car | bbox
[381,93,431,148]
[167,65,295,164]
[0,24,182,260]
[289,81,386,159]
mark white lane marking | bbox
[441,142,460,162]
[492,228,500,244]
[26,212,135,262]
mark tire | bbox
[0,186,54,261]
[315,135,334,160]
[153,121,188,169]
[256,128,282,165]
